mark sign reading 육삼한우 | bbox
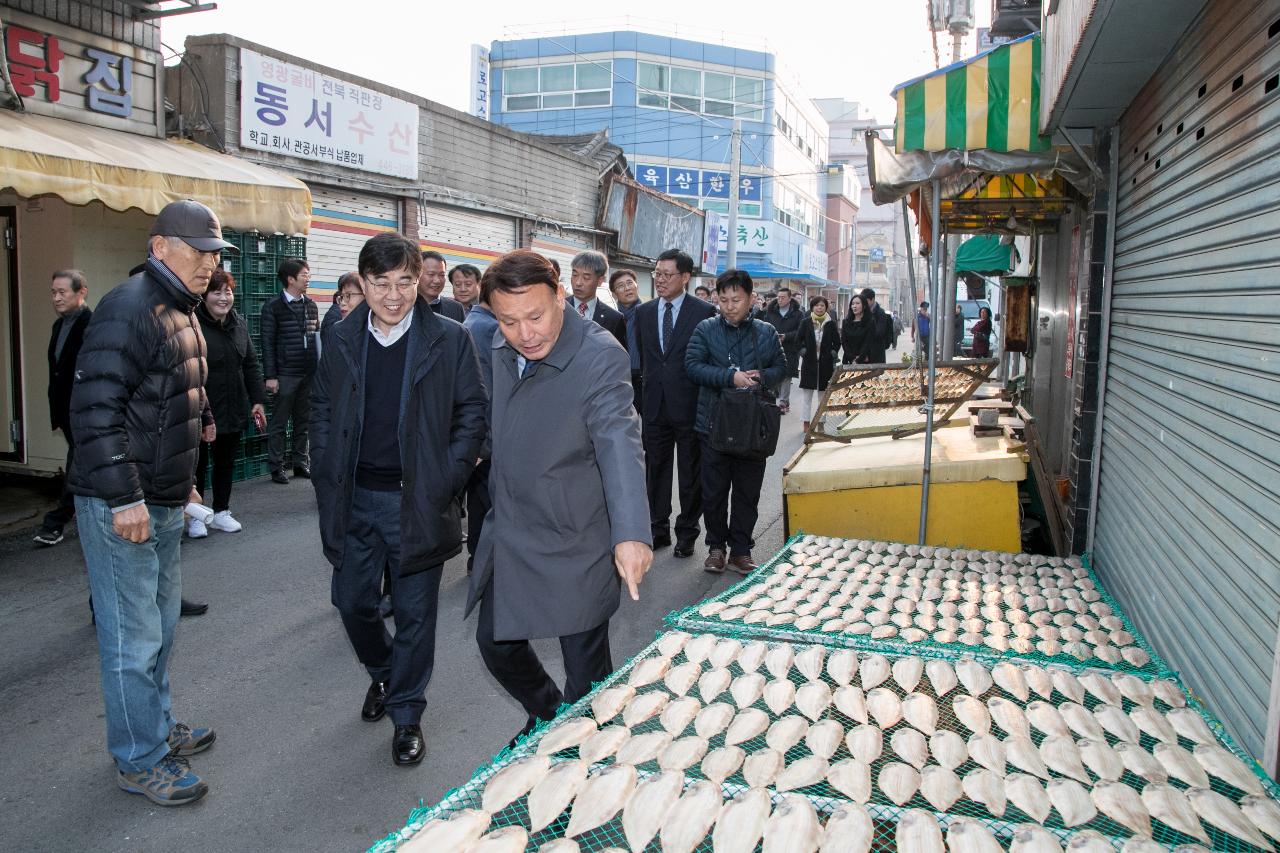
[239,48,419,180]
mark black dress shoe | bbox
[673,538,697,558]
[392,724,425,766]
[651,533,672,549]
[292,466,311,479]
[361,681,387,722]
[270,470,289,484]
[180,598,208,617]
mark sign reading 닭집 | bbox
[239,48,419,180]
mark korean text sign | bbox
[240,49,419,180]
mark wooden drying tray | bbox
[806,358,999,444]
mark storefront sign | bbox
[799,242,828,277]
[0,10,161,136]
[716,217,774,255]
[240,48,419,180]
[470,44,490,120]
[702,210,721,272]
[635,163,764,202]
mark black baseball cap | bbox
[920,301,930,308]
[150,200,239,254]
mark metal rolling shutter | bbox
[1093,0,1280,760]
[420,204,515,298]
[308,185,399,317]
[531,231,615,306]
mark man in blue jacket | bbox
[310,233,486,766]
[685,269,787,575]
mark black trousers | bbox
[631,371,644,417]
[644,416,702,543]
[331,486,442,726]
[700,436,766,557]
[475,575,613,724]
[41,426,76,532]
[268,374,311,472]
[196,431,240,512]
[465,459,492,573]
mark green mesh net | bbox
[370,633,1280,852]
[666,535,1174,680]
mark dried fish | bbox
[709,637,742,670]
[765,644,795,680]
[1141,783,1209,843]
[1151,679,1185,709]
[694,702,735,740]
[764,679,797,716]
[1040,736,1091,784]
[1185,786,1271,849]
[622,769,684,852]
[1010,824,1063,853]
[1131,706,1179,745]
[828,757,872,803]
[1022,665,1055,701]
[482,754,552,813]
[821,804,874,853]
[1049,668,1086,704]
[1007,773,1051,823]
[962,767,1007,817]
[1115,741,1168,783]
[993,662,1031,701]
[744,748,785,788]
[700,745,745,784]
[1005,735,1052,780]
[1060,702,1107,741]
[879,761,921,806]
[664,661,701,697]
[683,633,717,665]
[658,631,691,658]
[1077,737,1124,782]
[924,659,958,697]
[738,640,769,673]
[967,734,1007,775]
[712,787,771,853]
[1064,830,1113,852]
[896,808,944,852]
[796,681,833,722]
[1027,701,1072,739]
[628,655,671,689]
[401,809,492,852]
[920,764,964,812]
[580,725,631,764]
[659,779,722,853]
[946,817,1004,853]
[537,717,598,756]
[845,724,883,764]
[989,697,1032,740]
[729,672,766,711]
[1047,778,1096,828]
[795,645,826,682]
[1111,673,1153,707]
[1240,794,1280,844]
[1090,780,1151,837]
[764,794,822,853]
[805,719,844,760]
[469,826,528,853]
[953,694,992,735]
[623,690,669,728]
[528,760,588,832]
[901,692,939,735]
[615,730,672,766]
[859,653,890,689]
[833,685,868,724]
[862,687,900,729]
[697,668,732,705]
[724,708,769,747]
[957,658,994,697]
[892,656,924,692]
[1167,708,1216,746]
[658,735,708,771]
[1154,743,1211,788]
[566,763,636,837]
[1094,703,1141,744]
[826,649,857,686]
[891,728,930,770]
[767,715,809,753]
[591,685,636,724]
[1078,671,1121,707]
[777,754,829,792]
[1193,744,1264,795]
[929,730,968,771]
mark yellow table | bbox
[784,426,1028,551]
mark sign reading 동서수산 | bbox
[239,48,419,180]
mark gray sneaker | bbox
[168,722,216,756]
[117,752,208,806]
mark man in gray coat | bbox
[465,249,652,745]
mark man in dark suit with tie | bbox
[418,250,466,322]
[568,251,627,350]
[633,249,716,557]
[34,269,92,547]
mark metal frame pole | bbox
[919,178,942,545]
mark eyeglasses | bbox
[366,281,417,296]
[335,291,362,303]
[653,271,681,280]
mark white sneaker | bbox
[186,517,208,539]
[207,510,242,533]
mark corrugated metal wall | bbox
[1094,0,1280,760]
[307,185,399,317]
[419,203,514,299]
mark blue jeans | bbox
[75,496,184,773]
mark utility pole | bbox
[726,119,742,269]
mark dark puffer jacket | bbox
[196,303,266,433]
[260,292,319,379]
[684,315,787,435]
[69,259,208,509]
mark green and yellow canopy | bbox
[894,33,1051,154]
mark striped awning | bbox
[893,33,1051,154]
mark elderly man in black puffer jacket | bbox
[68,199,232,807]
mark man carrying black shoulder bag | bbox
[685,269,787,575]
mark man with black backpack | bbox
[684,269,787,575]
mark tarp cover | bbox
[0,110,312,234]
[955,234,1015,273]
[893,33,1050,154]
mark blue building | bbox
[488,31,838,291]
